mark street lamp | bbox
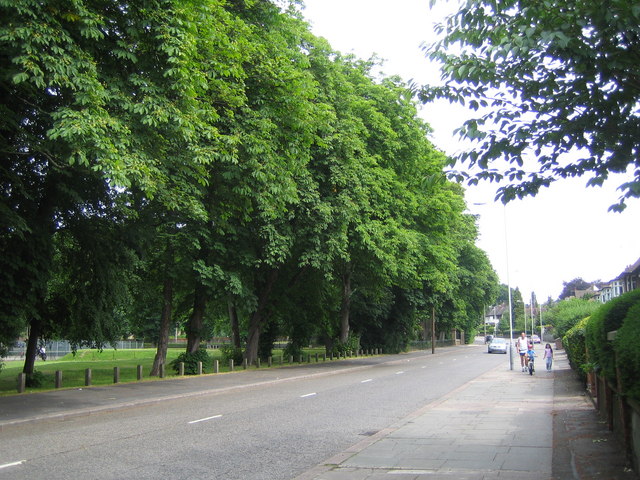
[471,201,514,370]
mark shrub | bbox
[563,316,590,381]
[219,344,243,366]
[25,370,45,387]
[331,334,360,356]
[170,349,211,375]
[614,303,640,402]
[586,290,640,380]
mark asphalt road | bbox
[0,345,506,480]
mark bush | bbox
[614,303,640,402]
[563,316,590,381]
[586,290,640,380]
[331,334,360,356]
[25,370,45,387]
[170,349,211,375]
[219,344,243,366]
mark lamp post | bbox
[503,205,514,370]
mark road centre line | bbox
[0,460,25,469]
[188,414,222,424]
[361,379,373,383]
[300,392,317,398]
[395,371,404,375]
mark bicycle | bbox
[528,355,535,375]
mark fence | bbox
[7,340,145,360]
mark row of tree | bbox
[1,0,499,376]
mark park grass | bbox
[0,346,330,396]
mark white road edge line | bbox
[0,460,25,469]
[361,379,373,383]
[188,414,222,424]
[300,393,317,398]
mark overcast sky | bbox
[300,0,640,302]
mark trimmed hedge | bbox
[562,290,640,403]
[563,316,590,381]
[614,302,640,402]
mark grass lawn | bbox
[0,347,331,396]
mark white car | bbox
[488,338,508,354]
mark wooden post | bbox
[55,370,62,389]
[431,305,436,354]
[17,373,25,393]
[243,359,248,370]
[159,364,165,378]
[214,360,219,373]
[256,358,261,368]
[229,359,234,371]
[268,356,272,367]
[137,365,143,381]
[197,361,203,375]
[113,366,120,384]
[85,368,92,386]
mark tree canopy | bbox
[1,0,500,372]
[421,0,640,211]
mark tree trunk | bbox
[228,297,241,349]
[150,271,173,376]
[339,269,352,343]
[244,269,278,365]
[23,317,42,375]
[186,283,207,353]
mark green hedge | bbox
[614,302,640,402]
[563,316,590,381]
[564,290,640,403]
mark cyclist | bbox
[526,343,536,375]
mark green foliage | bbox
[331,334,361,356]
[219,344,243,366]
[615,303,640,402]
[563,317,590,381]
[25,370,45,388]
[586,290,640,380]
[170,349,211,375]
[422,0,640,210]
[546,298,601,338]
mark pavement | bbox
[1,346,637,480]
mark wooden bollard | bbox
[159,364,165,378]
[137,365,143,381]
[214,360,219,373]
[55,370,62,389]
[268,356,272,367]
[17,373,25,393]
[289,355,293,364]
[256,358,261,368]
[243,359,247,370]
[179,362,185,376]
[197,361,203,375]
[322,353,326,362]
[113,366,120,384]
[315,353,319,362]
[229,359,234,371]
[85,368,92,386]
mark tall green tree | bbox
[422,0,640,211]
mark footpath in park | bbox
[0,346,636,480]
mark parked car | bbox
[488,337,508,354]
[531,334,541,344]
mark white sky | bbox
[300,0,640,302]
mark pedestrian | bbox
[516,332,528,372]
[544,343,553,371]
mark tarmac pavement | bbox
[1,346,636,479]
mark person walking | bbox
[516,332,529,372]
[544,343,554,371]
